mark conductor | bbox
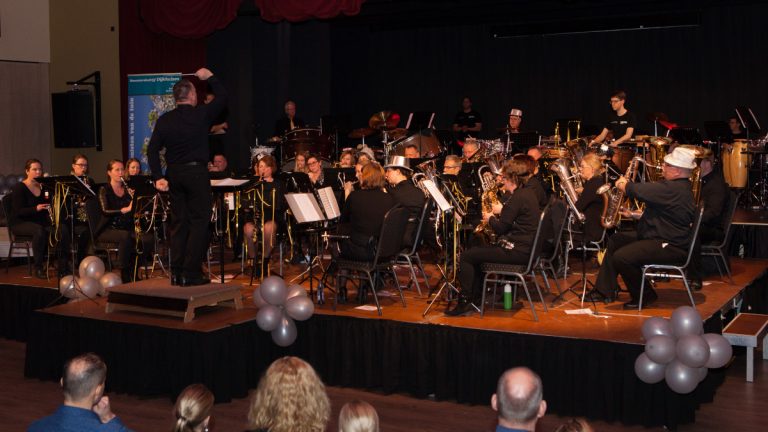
[148,68,228,286]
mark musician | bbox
[339,162,396,261]
[273,100,305,137]
[343,162,364,200]
[384,156,426,248]
[126,158,142,177]
[446,159,541,316]
[512,154,548,209]
[462,139,483,163]
[452,96,483,142]
[9,159,72,279]
[589,147,696,309]
[69,154,96,263]
[728,116,747,141]
[507,108,523,134]
[339,150,356,168]
[357,145,375,165]
[243,155,284,277]
[590,90,636,148]
[148,67,227,286]
[293,151,308,173]
[404,144,420,159]
[96,160,154,282]
[208,153,235,177]
[574,153,607,243]
[306,154,324,187]
[442,155,462,176]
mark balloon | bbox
[286,284,307,300]
[256,305,282,332]
[665,359,700,394]
[285,296,314,321]
[79,256,105,280]
[59,275,77,299]
[634,353,666,384]
[702,333,733,369]
[642,317,672,341]
[670,306,704,338]
[676,334,710,368]
[694,366,708,383]
[271,315,297,347]
[98,272,122,294]
[252,286,268,308]
[260,276,287,306]
[77,276,102,298]
[645,335,677,364]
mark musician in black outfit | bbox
[590,90,636,148]
[513,154,548,209]
[8,159,71,279]
[574,153,607,244]
[452,96,483,143]
[69,154,98,264]
[446,159,542,316]
[243,155,285,278]
[384,156,426,248]
[96,160,154,282]
[273,100,305,137]
[590,147,697,309]
[148,67,227,286]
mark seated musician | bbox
[306,154,324,187]
[292,151,308,173]
[356,145,375,166]
[9,159,72,279]
[442,155,462,176]
[574,153,607,244]
[507,108,523,134]
[589,147,696,309]
[97,160,154,282]
[589,90,636,148]
[208,153,235,177]
[343,162,364,200]
[384,156,426,248]
[125,158,143,177]
[446,159,541,316]
[687,148,728,290]
[512,154,548,209]
[273,100,305,138]
[243,155,284,277]
[70,154,97,263]
[404,144,420,159]
[338,162,396,261]
[339,149,356,168]
[461,139,483,163]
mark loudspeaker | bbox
[52,90,96,148]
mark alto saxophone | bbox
[596,156,643,229]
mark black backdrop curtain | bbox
[208,2,768,167]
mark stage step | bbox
[723,313,768,382]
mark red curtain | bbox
[254,0,365,23]
[139,0,242,39]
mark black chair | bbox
[2,193,35,275]
[701,190,740,283]
[84,196,118,271]
[480,204,551,321]
[536,198,568,296]
[334,206,410,316]
[638,206,705,311]
[394,199,434,297]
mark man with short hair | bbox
[491,367,547,432]
[28,353,131,431]
[404,144,420,159]
[273,99,305,137]
[590,90,636,148]
[462,139,482,162]
[442,155,462,176]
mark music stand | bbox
[735,106,762,139]
[210,177,258,283]
[322,168,355,191]
[503,131,539,154]
[669,127,703,145]
[405,111,435,131]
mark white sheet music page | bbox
[422,179,452,212]
[210,178,250,187]
[316,187,341,219]
[285,193,325,223]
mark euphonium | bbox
[473,164,501,242]
[549,159,585,222]
[596,156,643,229]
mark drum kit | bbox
[346,110,444,158]
[722,138,768,209]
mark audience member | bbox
[553,418,594,432]
[338,400,379,432]
[172,383,214,432]
[490,367,546,432]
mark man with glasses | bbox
[589,90,637,148]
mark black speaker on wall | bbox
[52,90,96,148]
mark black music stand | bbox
[322,168,355,191]
[734,106,762,140]
[502,131,539,154]
[210,177,258,283]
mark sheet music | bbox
[210,178,250,187]
[285,193,325,223]
[316,187,341,219]
[422,179,452,212]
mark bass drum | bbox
[392,131,443,157]
[282,128,335,160]
[612,147,636,173]
[722,140,750,188]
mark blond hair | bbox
[247,357,330,432]
[339,400,379,432]
[581,153,604,174]
[173,384,213,432]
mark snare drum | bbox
[722,140,750,188]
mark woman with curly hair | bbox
[172,383,214,432]
[247,356,330,432]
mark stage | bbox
[3,257,767,429]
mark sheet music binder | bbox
[422,179,452,212]
[285,187,340,223]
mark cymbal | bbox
[388,128,408,140]
[347,127,377,139]
[646,112,670,123]
[368,111,401,130]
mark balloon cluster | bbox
[253,276,314,347]
[635,306,733,394]
[58,256,122,300]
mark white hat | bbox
[384,155,412,171]
[356,144,375,160]
[509,108,523,117]
[663,147,697,170]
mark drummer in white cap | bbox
[508,108,523,133]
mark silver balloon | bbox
[252,286,268,308]
[285,296,314,321]
[256,305,282,332]
[645,335,677,365]
[77,276,102,298]
[260,276,288,306]
[58,275,77,299]
[286,284,307,300]
[271,315,297,347]
[79,256,106,280]
[665,359,700,394]
[99,272,122,294]
[694,366,708,383]
[634,353,666,384]
[670,306,704,338]
[676,334,710,368]
[642,317,672,341]
[77,256,95,277]
[702,333,733,369]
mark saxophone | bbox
[473,165,500,243]
[596,156,643,229]
[549,159,585,222]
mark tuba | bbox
[596,156,644,229]
[549,159,585,222]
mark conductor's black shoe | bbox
[34,267,47,280]
[690,279,703,291]
[180,276,211,287]
[623,291,658,310]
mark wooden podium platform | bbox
[106,280,243,323]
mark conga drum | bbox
[722,140,750,188]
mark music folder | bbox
[421,179,452,213]
[285,187,341,223]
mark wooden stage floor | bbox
[6,256,765,345]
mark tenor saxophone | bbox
[596,156,643,229]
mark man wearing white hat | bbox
[590,147,697,309]
[384,155,425,247]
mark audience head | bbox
[126,158,142,176]
[72,154,89,176]
[338,400,379,432]
[553,418,594,432]
[491,367,546,431]
[25,158,43,180]
[247,356,330,432]
[61,353,108,407]
[173,79,197,106]
[443,155,462,175]
[359,162,386,190]
[173,383,214,432]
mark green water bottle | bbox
[503,284,513,310]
